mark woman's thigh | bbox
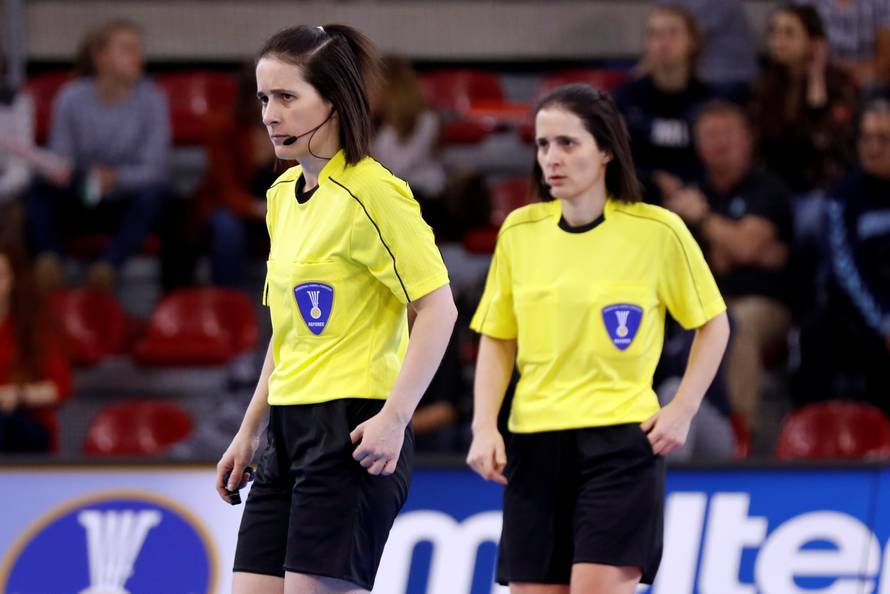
[570,562,641,594]
[233,570,283,594]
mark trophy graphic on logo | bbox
[77,509,162,594]
[308,290,322,320]
[615,309,630,338]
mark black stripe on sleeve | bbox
[330,177,411,302]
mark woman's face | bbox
[0,255,12,308]
[859,110,890,178]
[645,10,696,70]
[95,28,144,84]
[535,106,611,202]
[256,56,338,161]
[768,11,812,66]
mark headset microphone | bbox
[282,110,335,146]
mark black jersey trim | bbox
[269,177,296,190]
[330,177,411,302]
[558,213,605,233]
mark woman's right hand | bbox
[466,427,508,485]
[215,431,260,502]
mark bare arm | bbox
[701,215,788,269]
[350,284,457,475]
[19,382,61,407]
[216,338,273,499]
[642,311,730,455]
[466,335,516,484]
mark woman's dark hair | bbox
[532,83,642,203]
[379,55,428,142]
[234,62,262,125]
[257,24,381,165]
[74,19,142,77]
[776,4,826,40]
[649,4,703,71]
[0,243,49,384]
[753,4,831,133]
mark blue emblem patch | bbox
[601,304,643,351]
[294,283,334,335]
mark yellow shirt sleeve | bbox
[658,215,726,329]
[351,176,449,304]
[470,231,517,339]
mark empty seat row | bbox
[50,286,258,367]
[23,67,630,146]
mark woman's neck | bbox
[652,63,692,92]
[559,184,608,226]
[95,76,133,103]
[299,152,336,190]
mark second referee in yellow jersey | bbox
[467,84,730,594]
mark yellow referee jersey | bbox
[470,198,726,433]
[263,150,449,406]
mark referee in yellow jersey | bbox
[467,84,730,594]
[214,25,456,594]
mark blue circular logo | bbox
[0,491,217,594]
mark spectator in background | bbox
[658,0,758,102]
[750,4,859,194]
[371,56,448,233]
[25,20,170,289]
[0,55,34,246]
[0,242,72,453]
[615,4,714,203]
[195,65,276,288]
[665,101,794,435]
[794,97,890,411]
[795,0,890,85]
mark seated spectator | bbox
[750,4,859,194]
[795,0,890,85]
[658,0,758,102]
[0,54,34,246]
[194,65,276,288]
[665,101,794,435]
[0,242,72,452]
[24,20,170,289]
[614,4,715,203]
[371,56,449,233]
[794,97,890,411]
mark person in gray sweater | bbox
[25,20,170,288]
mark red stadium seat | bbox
[730,412,751,459]
[490,176,534,226]
[66,234,161,258]
[520,68,632,142]
[462,177,536,254]
[420,70,507,144]
[132,287,258,366]
[536,68,631,99]
[47,288,128,367]
[153,71,236,145]
[84,400,193,455]
[22,70,74,145]
[775,401,890,460]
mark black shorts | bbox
[233,399,413,590]
[497,423,665,586]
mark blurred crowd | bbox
[0,0,889,460]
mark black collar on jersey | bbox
[558,213,605,234]
[294,174,320,204]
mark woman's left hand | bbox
[640,400,698,456]
[350,407,407,476]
